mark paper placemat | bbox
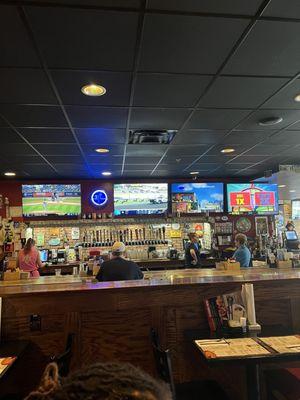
[195,338,270,359]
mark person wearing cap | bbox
[96,242,143,282]
[233,233,251,268]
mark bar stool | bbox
[150,328,229,400]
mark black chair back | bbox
[51,333,75,377]
[150,328,176,399]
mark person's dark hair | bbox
[286,222,294,230]
[188,232,197,241]
[23,238,35,255]
[25,362,172,400]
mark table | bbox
[191,329,300,400]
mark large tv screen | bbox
[171,182,224,213]
[227,183,278,214]
[22,184,81,217]
[114,183,168,216]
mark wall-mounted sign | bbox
[91,190,108,207]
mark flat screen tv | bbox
[22,184,81,217]
[114,183,168,216]
[171,182,224,213]
[226,183,278,214]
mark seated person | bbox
[233,233,251,267]
[25,361,172,400]
[96,242,143,282]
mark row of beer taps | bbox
[81,225,167,247]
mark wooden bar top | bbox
[0,268,299,296]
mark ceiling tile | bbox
[221,130,274,144]
[133,74,212,107]
[75,128,126,144]
[195,155,235,163]
[0,105,68,127]
[6,155,46,164]
[34,144,81,155]
[263,79,300,109]
[191,162,221,169]
[0,6,40,67]
[263,0,300,19]
[87,154,123,164]
[244,144,291,156]
[124,165,155,171]
[66,106,128,128]
[187,109,251,129]
[288,120,300,130]
[162,154,197,164]
[0,143,37,156]
[147,0,262,15]
[270,131,300,145]
[224,20,300,76]
[45,155,84,164]
[51,70,131,106]
[0,128,26,143]
[126,144,168,157]
[125,156,161,164]
[122,170,152,177]
[23,164,58,177]
[20,128,75,143]
[228,155,268,164]
[173,129,226,145]
[198,76,288,108]
[0,68,57,104]
[129,108,191,129]
[139,14,249,73]
[236,109,300,130]
[167,145,210,156]
[27,7,139,70]
[39,0,140,7]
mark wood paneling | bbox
[1,276,300,399]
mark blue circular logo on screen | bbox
[91,190,108,207]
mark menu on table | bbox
[195,338,270,359]
[259,335,300,354]
[0,357,17,377]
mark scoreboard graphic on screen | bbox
[227,183,278,214]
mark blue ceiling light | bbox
[91,189,108,207]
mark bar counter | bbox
[1,269,300,399]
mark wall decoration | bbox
[255,216,269,236]
[91,190,108,207]
[236,217,252,233]
[71,227,80,240]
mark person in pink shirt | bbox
[17,238,44,277]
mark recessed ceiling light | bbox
[95,148,109,153]
[221,148,235,154]
[289,190,296,193]
[294,94,300,102]
[4,172,16,177]
[190,171,199,175]
[81,84,106,96]
[102,171,111,176]
[278,184,286,188]
[258,117,283,126]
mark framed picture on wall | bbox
[255,216,269,236]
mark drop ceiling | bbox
[0,0,300,179]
